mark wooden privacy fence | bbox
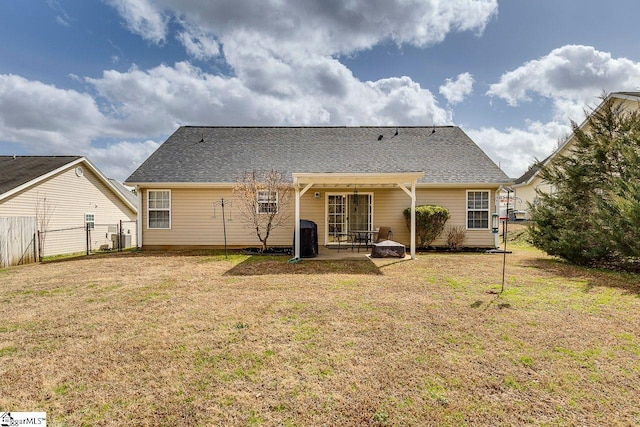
[0,216,38,268]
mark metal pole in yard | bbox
[86,224,90,256]
[213,198,229,259]
[221,198,228,259]
[119,219,123,251]
[35,231,40,263]
[501,188,511,293]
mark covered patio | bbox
[292,172,424,261]
[311,245,413,261]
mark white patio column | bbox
[294,185,301,259]
[410,180,416,259]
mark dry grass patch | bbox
[1,246,639,426]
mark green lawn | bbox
[1,243,639,426]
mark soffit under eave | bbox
[292,172,424,187]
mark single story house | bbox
[0,156,138,258]
[514,91,640,218]
[126,126,511,258]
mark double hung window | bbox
[467,191,489,229]
[148,190,171,229]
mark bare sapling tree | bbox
[35,193,54,260]
[233,169,293,251]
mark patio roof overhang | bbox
[292,172,424,260]
[292,171,425,187]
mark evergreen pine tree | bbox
[529,96,640,266]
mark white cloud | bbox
[487,45,640,120]
[94,0,493,130]
[108,0,497,55]
[87,60,450,129]
[106,0,168,44]
[47,0,74,27]
[177,28,220,61]
[0,74,105,150]
[87,140,160,181]
[479,45,640,176]
[439,72,474,105]
[0,74,160,180]
[466,120,570,178]
[2,0,497,180]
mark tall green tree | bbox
[529,96,640,266]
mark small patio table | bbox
[349,230,378,252]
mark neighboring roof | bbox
[610,91,640,100]
[108,178,139,209]
[515,91,640,186]
[126,126,511,185]
[513,153,551,185]
[0,156,82,195]
[0,156,137,212]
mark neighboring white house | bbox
[0,156,138,258]
[513,91,640,218]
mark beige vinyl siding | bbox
[0,164,137,256]
[383,187,496,248]
[143,186,497,249]
[514,175,551,219]
[142,188,295,248]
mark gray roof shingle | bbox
[108,178,139,208]
[0,156,82,195]
[126,126,511,185]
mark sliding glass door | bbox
[327,193,372,244]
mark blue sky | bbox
[2,0,640,181]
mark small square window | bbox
[257,190,278,214]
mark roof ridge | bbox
[180,125,455,129]
[0,155,82,158]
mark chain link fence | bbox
[38,220,137,260]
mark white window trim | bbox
[324,192,374,245]
[84,213,95,231]
[257,190,279,214]
[147,189,171,229]
[466,189,491,230]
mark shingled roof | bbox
[126,126,510,185]
[0,156,82,195]
[0,156,137,212]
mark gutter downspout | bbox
[495,186,504,249]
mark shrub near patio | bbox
[0,244,639,426]
[403,205,450,248]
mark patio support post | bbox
[294,185,301,259]
[293,181,313,259]
[398,180,419,260]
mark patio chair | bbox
[334,231,351,253]
[375,227,392,242]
